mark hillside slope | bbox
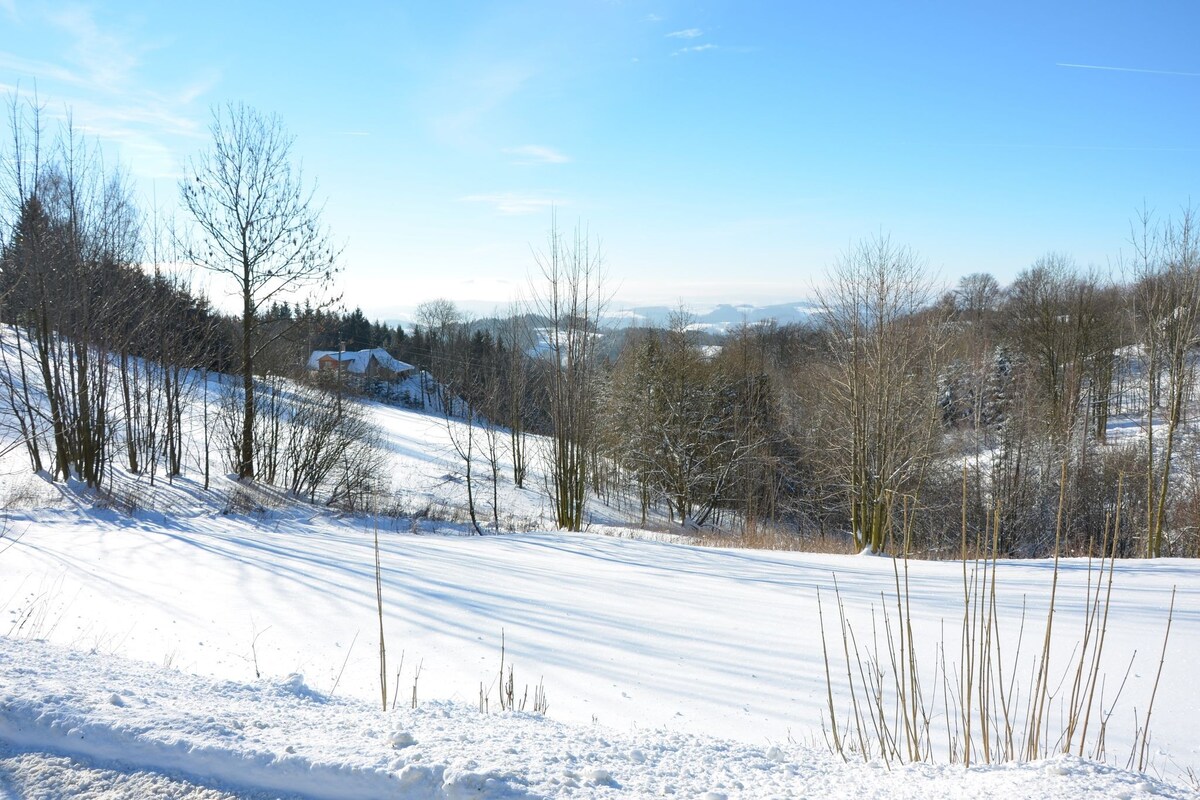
[0,347,1197,796]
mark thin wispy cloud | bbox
[62,97,202,138]
[0,7,154,93]
[674,44,719,56]
[667,28,703,39]
[37,96,204,179]
[429,61,536,145]
[1057,62,1200,78]
[48,5,143,89]
[0,7,211,182]
[462,193,562,215]
[0,78,203,141]
[176,71,221,105]
[0,51,92,88]
[645,13,662,23]
[503,145,570,165]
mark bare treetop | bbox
[180,102,340,315]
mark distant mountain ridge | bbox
[604,301,820,333]
[381,300,820,335]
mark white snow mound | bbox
[0,637,1194,799]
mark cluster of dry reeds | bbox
[479,630,548,715]
[819,468,1175,771]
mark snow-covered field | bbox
[1,391,1198,797]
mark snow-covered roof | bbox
[306,347,415,375]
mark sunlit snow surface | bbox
[1,511,1198,797]
[1,635,1195,799]
[0,384,1197,797]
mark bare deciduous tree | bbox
[606,312,771,529]
[954,272,1001,322]
[531,216,607,531]
[180,103,339,480]
[414,298,464,411]
[1,100,141,488]
[1130,207,1200,557]
[1006,255,1117,447]
[816,234,946,553]
[497,303,532,489]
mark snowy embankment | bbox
[2,636,1193,800]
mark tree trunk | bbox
[239,267,255,479]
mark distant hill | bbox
[603,301,820,333]
[381,301,820,335]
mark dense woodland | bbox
[2,100,1198,559]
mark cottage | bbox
[306,348,416,381]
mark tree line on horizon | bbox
[387,218,1199,560]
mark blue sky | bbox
[2,1,1199,320]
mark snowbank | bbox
[1,637,1192,799]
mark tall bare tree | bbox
[1006,256,1118,450]
[180,103,339,479]
[1130,207,1200,557]
[816,234,946,553]
[531,217,606,531]
[414,298,464,411]
[496,303,532,489]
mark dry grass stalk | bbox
[817,463,1175,773]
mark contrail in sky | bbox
[1057,62,1200,77]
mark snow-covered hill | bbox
[1,467,1198,796]
[0,351,1197,797]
